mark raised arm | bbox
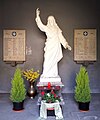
[35,8,46,32]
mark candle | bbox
[48,82,51,89]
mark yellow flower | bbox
[22,69,40,83]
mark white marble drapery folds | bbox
[35,8,71,78]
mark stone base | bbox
[37,82,64,88]
[39,105,55,116]
[39,105,62,116]
[39,76,61,83]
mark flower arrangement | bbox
[22,68,40,83]
[41,90,61,103]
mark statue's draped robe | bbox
[36,16,68,77]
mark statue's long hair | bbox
[47,16,62,32]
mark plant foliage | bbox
[41,90,61,103]
[75,65,91,103]
[10,68,26,102]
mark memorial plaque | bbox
[3,30,25,61]
[74,29,97,61]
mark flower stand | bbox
[39,100,63,119]
[39,103,63,116]
[37,82,64,119]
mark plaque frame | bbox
[3,29,26,65]
[74,29,97,63]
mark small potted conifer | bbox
[10,67,26,111]
[74,65,91,111]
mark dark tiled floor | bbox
[0,93,100,120]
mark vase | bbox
[27,82,37,99]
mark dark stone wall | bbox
[0,0,100,93]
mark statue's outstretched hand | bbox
[68,45,72,51]
[65,43,72,50]
[36,8,40,16]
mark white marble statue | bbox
[35,8,71,80]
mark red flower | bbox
[41,91,45,96]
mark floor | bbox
[0,93,100,120]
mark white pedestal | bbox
[39,76,61,83]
